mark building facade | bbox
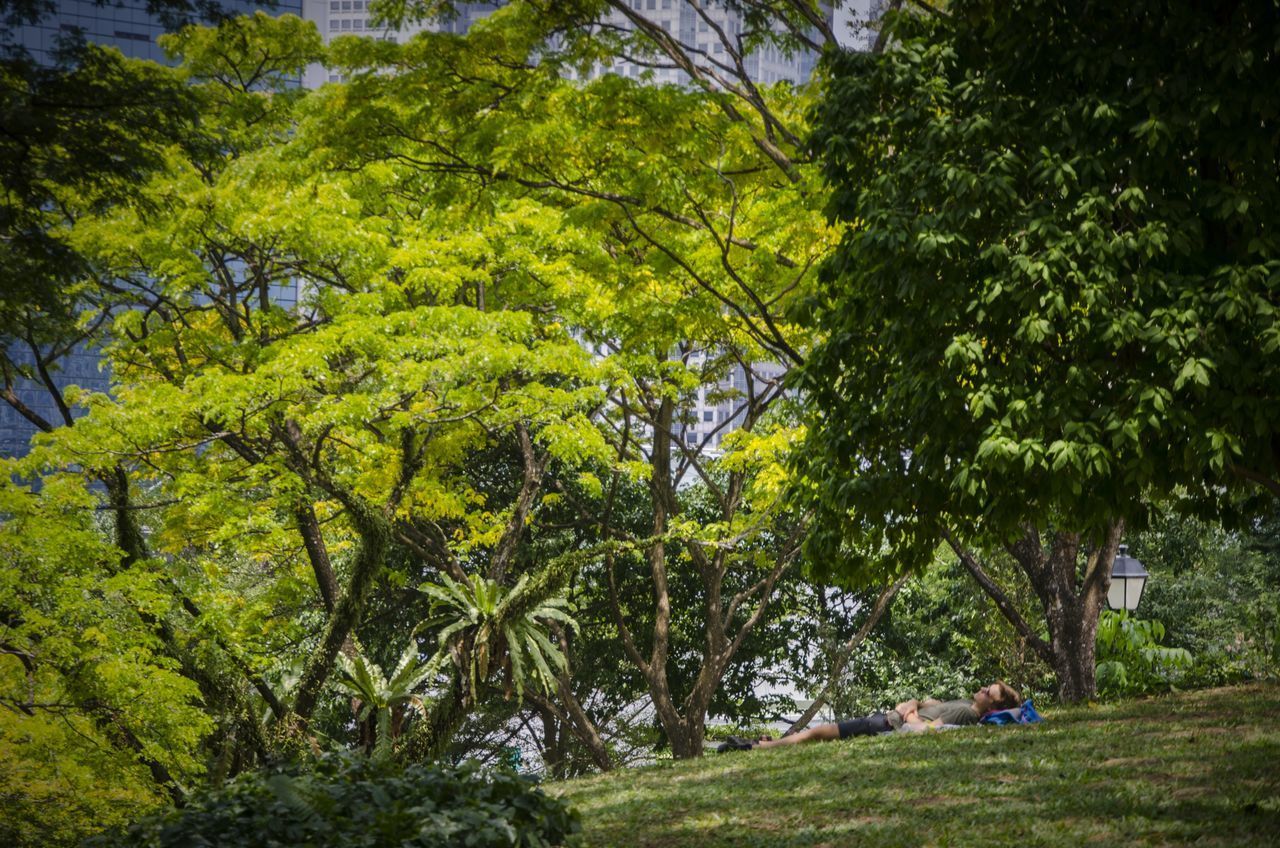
[299,0,501,86]
[300,1,827,89]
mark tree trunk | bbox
[552,677,614,772]
[787,574,907,734]
[665,719,704,760]
[291,499,389,721]
[1005,525,1121,703]
[1047,595,1100,702]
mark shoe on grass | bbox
[716,735,756,753]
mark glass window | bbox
[341,19,351,29]
[329,19,338,29]
[330,1,339,9]
[341,1,351,9]
[647,0,655,8]
[703,411,713,422]
[353,19,363,30]
[662,0,671,7]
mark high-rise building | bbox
[300,1,829,89]
[7,0,303,66]
[299,0,501,87]
[0,1,303,459]
[571,1,827,87]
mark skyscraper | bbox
[300,1,830,89]
[299,0,501,86]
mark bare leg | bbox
[755,723,841,749]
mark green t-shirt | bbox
[917,699,979,726]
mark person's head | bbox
[973,680,1022,713]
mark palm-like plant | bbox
[334,638,440,760]
[419,572,578,705]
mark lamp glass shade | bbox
[1106,545,1149,611]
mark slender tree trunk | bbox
[552,678,614,772]
[400,675,469,762]
[292,500,390,721]
[643,394,689,755]
[787,574,908,734]
[103,465,272,767]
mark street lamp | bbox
[1106,544,1149,611]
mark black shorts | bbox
[836,713,893,739]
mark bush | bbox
[84,754,579,848]
[1095,611,1193,698]
[1131,511,1280,685]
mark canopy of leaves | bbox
[0,472,211,844]
[795,0,1280,581]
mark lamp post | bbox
[1106,544,1149,612]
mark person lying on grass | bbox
[721,681,1022,752]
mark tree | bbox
[797,0,1280,701]
[0,470,212,843]
[5,4,910,802]
[304,4,846,758]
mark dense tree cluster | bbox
[1,1,1277,844]
[799,0,1280,701]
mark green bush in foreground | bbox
[84,755,579,848]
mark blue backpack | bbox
[980,696,1043,725]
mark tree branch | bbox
[786,573,908,734]
[941,525,1055,665]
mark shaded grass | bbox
[551,683,1280,847]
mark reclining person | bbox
[741,681,1021,751]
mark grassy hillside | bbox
[552,683,1280,847]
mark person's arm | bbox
[894,699,920,716]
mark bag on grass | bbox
[980,696,1043,725]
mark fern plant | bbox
[334,638,441,760]
[419,572,578,705]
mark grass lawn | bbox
[551,683,1280,847]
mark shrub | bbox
[84,754,579,848]
[1095,611,1193,697]
[1131,511,1280,683]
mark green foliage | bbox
[334,640,437,760]
[86,754,580,848]
[0,472,213,845]
[421,573,578,705]
[798,0,1280,578]
[0,39,195,354]
[0,702,166,848]
[824,553,1052,715]
[1095,611,1193,698]
[1131,510,1280,686]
